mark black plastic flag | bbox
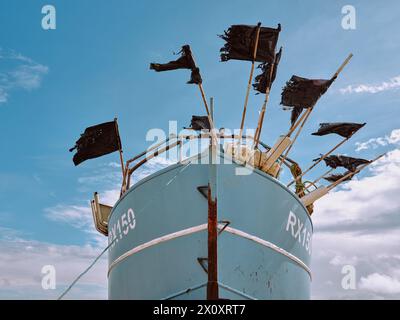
[184,115,211,131]
[281,76,333,125]
[323,171,353,183]
[69,121,121,166]
[315,154,370,172]
[312,122,366,138]
[253,47,282,94]
[150,45,202,84]
[219,24,281,63]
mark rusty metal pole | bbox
[207,144,219,300]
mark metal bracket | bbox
[197,257,208,274]
[218,220,230,235]
[197,186,208,199]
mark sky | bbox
[0,0,399,299]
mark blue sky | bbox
[0,0,400,299]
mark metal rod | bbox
[207,145,219,300]
[127,135,176,164]
[121,133,300,196]
[238,22,262,146]
[126,140,181,189]
[210,97,214,121]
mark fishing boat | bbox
[101,136,313,300]
[68,22,383,300]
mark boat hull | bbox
[107,150,313,299]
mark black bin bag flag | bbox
[312,122,366,138]
[281,76,334,126]
[150,45,202,84]
[323,171,353,183]
[184,115,211,131]
[253,47,282,94]
[219,24,281,63]
[315,154,370,172]
[69,121,121,166]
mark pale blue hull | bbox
[107,150,313,299]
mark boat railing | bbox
[119,133,302,196]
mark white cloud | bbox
[8,64,49,90]
[0,228,107,299]
[359,273,400,295]
[340,75,400,94]
[0,48,48,104]
[45,205,92,230]
[107,162,121,168]
[329,254,358,267]
[355,128,400,151]
[311,148,400,299]
[314,149,400,230]
[0,156,179,299]
[0,87,8,103]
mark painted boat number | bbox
[285,211,312,255]
[109,208,136,246]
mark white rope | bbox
[57,239,115,300]
[58,161,193,300]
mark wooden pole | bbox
[210,97,214,121]
[188,47,218,145]
[198,83,218,145]
[260,108,312,173]
[279,107,313,166]
[252,58,276,149]
[238,23,262,146]
[332,53,354,80]
[114,118,125,176]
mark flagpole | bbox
[279,107,313,167]
[210,97,214,121]
[114,118,125,176]
[188,47,218,145]
[261,107,312,173]
[288,133,354,187]
[252,55,278,149]
[198,83,218,145]
[238,22,262,146]
[327,153,385,191]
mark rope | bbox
[58,161,192,300]
[57,239,115,300]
